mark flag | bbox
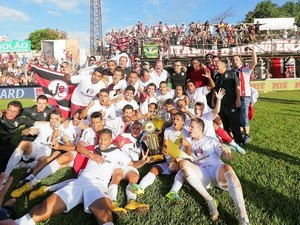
[143,44,159,58]
[32,65,76,118]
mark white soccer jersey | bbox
[186,86,211,113]
[105,117,130,139]
[32,122,58,147]
[150,69,169,88]
[114,99,139,117]
[187,136,223,167]
[164,126,190,151]
[155,89,175,102]
[58,121,82,145]
[137,78,154,91]
[140,96,157,115]
[80,145,131,183]
[87,100,116,120]
[109,79,127,99]
[79,127,98,146]
[71,74,106,106]
[201,112,217,138]
[118,133,143,161]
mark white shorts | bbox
[155,162,173,175]
[114,165,139,179]
[55,176,110,213]
[196,163,226,190]
[22,142,52,161]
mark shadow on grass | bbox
[258,97,300,105]
[240,177,300,223]
[246,144,300,166]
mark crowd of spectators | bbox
[0,54,65,86]
[104,20,298,58]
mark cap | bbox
[135,57,141,61]
[143,61,150,65]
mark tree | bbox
[28,28,67,51]
[244,0,280,23]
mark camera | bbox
[244,47,249,51]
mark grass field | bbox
[1,90,300,225]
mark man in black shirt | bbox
[213,60,244,145]
[166,61,187,89]
[20,95,52,141]
[0,101,34,172]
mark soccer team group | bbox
[0,48,258,225]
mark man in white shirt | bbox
[4,110,62,179]
[175,118,250,224]
[80,88,116,121]
[114,86,139,117]
[108,121,149,215]
[150,60,169,88]
[137,69,154,91]
[70,67,106,115]
[15,128,148,225]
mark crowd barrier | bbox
[0,79,299,99]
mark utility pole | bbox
[90,0,103,56]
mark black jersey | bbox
[21,105,52,126]
[0,113,34,147]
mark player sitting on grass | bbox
[108,121,150,216]
[130,111,191,196]
[10,112,103,199]
[174,118,250,224]
[178,88,245,155]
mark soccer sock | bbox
[108,184,118,202]
[184,167,213,202]
[15,213,36,225]
[103,222,114,225]
[35,159,61,182]
[5,148,23,177]
[224,170,248,220]
[170,171,184,193]
[215,127,233,143]
[229,140,238,147]
[139,172,156,190]
[126,183,137,201]
[48,179,75,192]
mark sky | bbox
[0,0,289,49]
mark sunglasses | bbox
[89,59,96,61]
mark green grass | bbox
[2,91,300,225]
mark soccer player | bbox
[15,128,148,225]
[11,112,104,199]
[0,101,34,173]
[108,121,149,215]
[130,111,191,195]
[176,118,250,224]
[4,110,62,180]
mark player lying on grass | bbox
[14,128,149,225]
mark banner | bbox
[32,65,76,118]
[143,44,159,58]
[0,40,31,53]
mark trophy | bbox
[143,121,164,163]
